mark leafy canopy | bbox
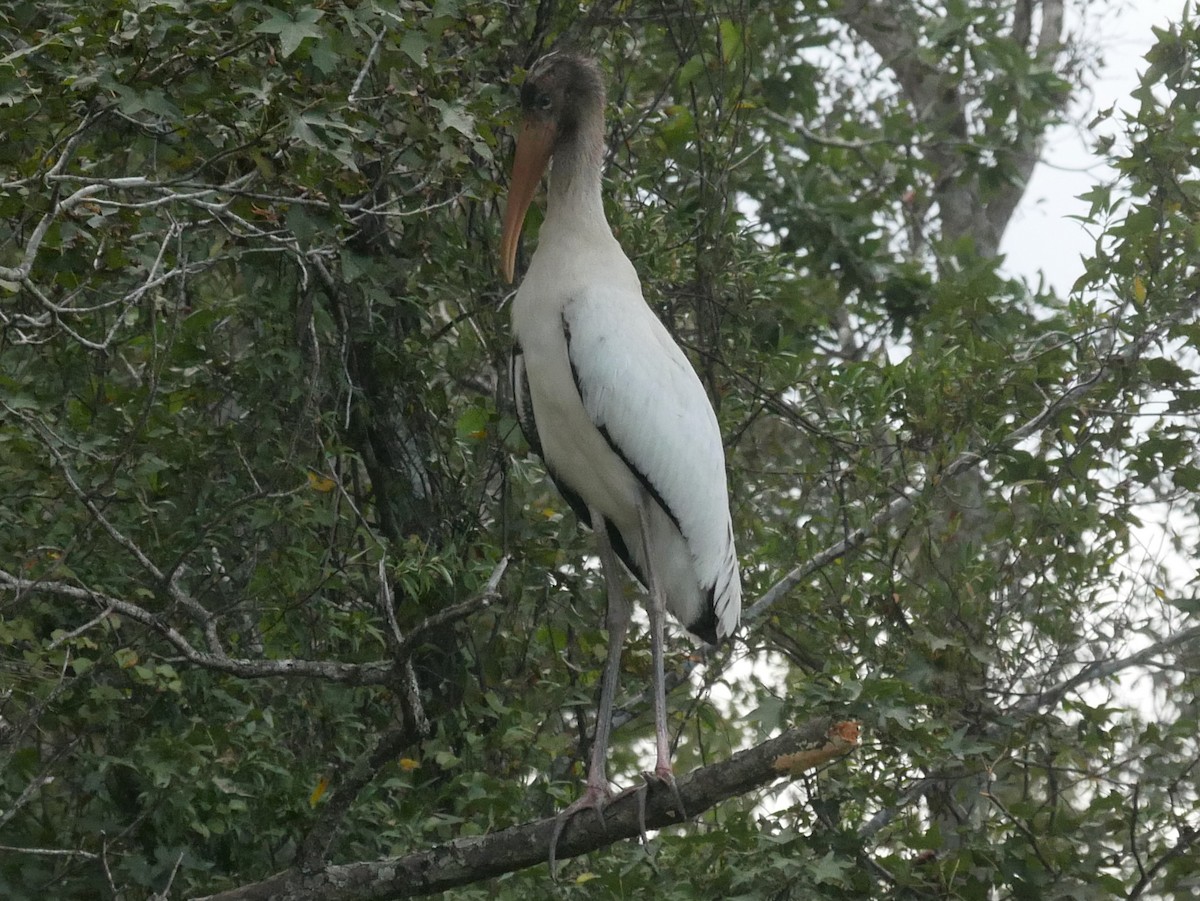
[1,1,1198,899]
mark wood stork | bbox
[499,51,741,855]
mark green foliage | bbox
[1,1,1198,899]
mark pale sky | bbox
[1000,0,1188,293]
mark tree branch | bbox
[984,0,1065,239]
[747,299,1198,624]
[1127,823,1200,900]
[392,556,508,660]
[1032,621,1200,713]
[832,0,1069,253]
[856,618,1200,844]
[0,557,514,688]
[0,569,394,686]
[834,1,955,125]
[294,721,425,872]
[196,717,857,901]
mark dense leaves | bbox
[1,1,1198,899]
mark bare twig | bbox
[101,834,118,897]
[0,184,108,282]
[762,107,890,151]
[348,28,386,105]
[0,844,99,860]
[374,558,431,743]
[376,556,407,654]
[1128,823,1200,900]
[982,789,1059,875]
[392,555,508,660]
[0,772,57,831]
[150,850,186,901]
[47,604,116,649]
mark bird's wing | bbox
[512,339,642,577]
[510,341,542,459]
[562,285,741,638]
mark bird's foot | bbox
[643,764,687,821]
[549,782,612,879]
[623,766,688,853]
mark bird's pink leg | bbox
[637,502,687,822]
[549,507,631,876]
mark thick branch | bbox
[834,1,955,125]
[983,0,1065,240]
[197,718,857,901]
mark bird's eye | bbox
[537,93,553,111]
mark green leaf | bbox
[431,98,475,138]
[455,406,489,441]
[254,8,326,59]
[400,31,430,66]
[718,20,743,64]
[809,851,851,886]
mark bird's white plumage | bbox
[512,203,740,641]
[502,55,740,852]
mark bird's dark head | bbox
[518,53,606,146]
[499,53,606,283]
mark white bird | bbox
[499,52,741,855]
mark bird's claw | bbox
[642,767,687,821]
[549,785,611,879]
[623,768,687,858]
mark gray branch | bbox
[747,297,1198,624]
[0,569,393,686]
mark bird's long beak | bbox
[499,119,555,284]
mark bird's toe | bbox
[548,783,613,878]
[642,767,687,821]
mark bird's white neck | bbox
[545,123,609,235]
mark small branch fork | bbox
[0,555,509,688]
